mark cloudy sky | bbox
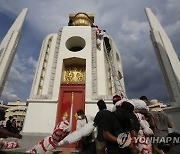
[0,0,179,104]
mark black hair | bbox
[115,102,139,132]
[120,101,134,112]
[9,116,13,119]
[139,96,148,101]
[77,109,85,116]
[97,100,107,110]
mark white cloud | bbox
[7,55,35,84]
[27,56,37,69]
[1,54,36,102]
[1,83,19,103]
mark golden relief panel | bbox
[63,65,86,83]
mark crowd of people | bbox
[73,96,176,154]
[0,110,22,149]
[5,116,21,134]
[0,95,179,154]
[28,95,178,154]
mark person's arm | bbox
[0,128,22,139]
[148,115,155,128]
[168,122,173,128]
[147,113,156,129]
[93,114,98,127]
[104,130,134,149]
[164,113,173,128]
[167,116,173,128]
[91,116,94,121]
[103,131,117,142]
[87,115,94,122]
[76,120,81,130]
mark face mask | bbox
[62,116,67,121]
[78,116,82,120]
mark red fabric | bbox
[0,140,19,149]
[49,137,56,147]
[39,139,47,152]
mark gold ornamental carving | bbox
[69,12,94,26]
[63,65,85,84]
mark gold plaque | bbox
[63,65,86,84]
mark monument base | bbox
[23,100,57,133]
[163,105,180,133]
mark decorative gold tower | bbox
[69,12,94,26]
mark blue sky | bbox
[0,0,180,104]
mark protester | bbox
[57,98,143,153]
[112,95,122,105]
[94,100,109,154]
[140,96,150,106]
[149,99,173,137]
[76,109,96,154]
[111,94,125,111]
[133,100,154,154]
[0,109,22,150]
[103,32,111,53]
[11,119,19,134]
[111,96,155,153]
[6,116,13,132]
[98,96,141,153]
[149,99,173,154]
[95,26,102,49]
[103,101,138,154]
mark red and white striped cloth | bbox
[28,120,70,153]
[135,113,153,154]
[0,138,19,149]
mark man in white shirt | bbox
[76,109,94,130]
[76,109,95,154]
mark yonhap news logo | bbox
[134,136,180,144]
[117,132,131,148]
[117,133,180,148]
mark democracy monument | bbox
[0,7,180,152]
[22,12,125,135]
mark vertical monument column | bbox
[0,8,28,97]
[145,8,180,106]
[145,8,180,133]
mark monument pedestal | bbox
[163,106,180,133]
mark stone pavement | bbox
[0,133,81,153]
[0,133,48,153]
